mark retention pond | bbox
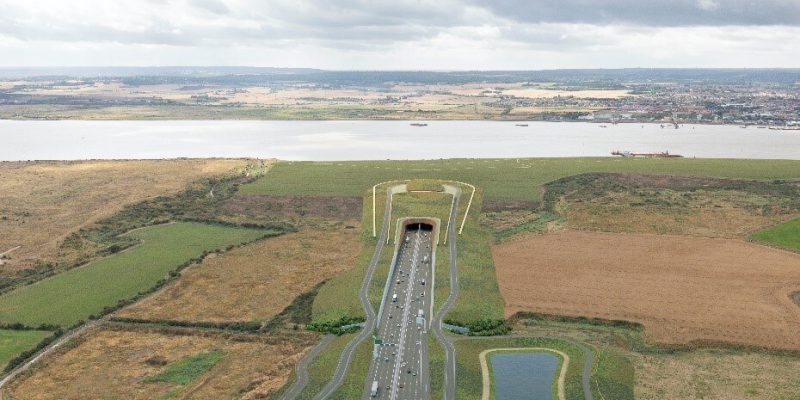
[490,351,560,400]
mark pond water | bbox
[1,120,798,161]
[490,351,560,400]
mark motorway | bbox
[364,225,435,399]
[312,187,393,400]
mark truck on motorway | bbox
[371,380,379,397]
[418,309,424,318]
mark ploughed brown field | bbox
[493,230,800,350]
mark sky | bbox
[0,0,799,69]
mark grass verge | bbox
[295,334,355,400]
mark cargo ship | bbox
[612,150,683,158]
[410,123,428,127]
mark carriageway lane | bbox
[365,226,434,399]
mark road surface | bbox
[364,225,435,399]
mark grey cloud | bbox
[189,0,231,14]
[471,0,800,26]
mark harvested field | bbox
[493,230,800,350]
[0,159,250,271]
[223,194,362,221]
[119,227,361,322]
[632,349,800,399]
[548,173,800,238]
[3,327,317,400]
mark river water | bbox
[1,120,798,161]
[490,351,559,400]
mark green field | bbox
[0,329,51,369]
[751,217,800,252]
[0,222,274,327]
[239,158,800,201]
[145,350,225,385]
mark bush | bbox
[443,318,511,336]
[307,316,366,335]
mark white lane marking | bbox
[390,230,421,400]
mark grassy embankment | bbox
[751,217,800,252]
[311,182,460,324]
[293,334,355,400]
[0,222,276,327]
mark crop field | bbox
[0,159,250,271]
[632,348,800,399]
[3,326,317,400]
[0,222,274,327]
[751,217,800,252]
[546,173,800,238]
[493,230,800,350]
[238,158,800,201]
[0,329,51,369]
[119,227,361,323]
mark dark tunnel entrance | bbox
[406,222,434,232]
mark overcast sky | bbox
[1,0,799,69]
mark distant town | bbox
[0,68,798,126]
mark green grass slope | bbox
[751,218,800,252]
[0,222,273,327]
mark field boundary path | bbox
[281,334,335,400]
[313,186,395,399]
[431,187,461,400]
[0,316,108,400]
[460,336,594,400]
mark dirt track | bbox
[492,230,800,350]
